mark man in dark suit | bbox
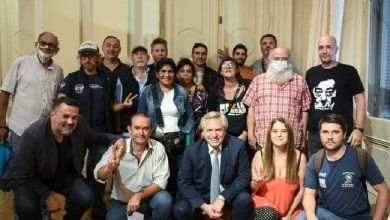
[173,111,252,220]
[1,97,125,220]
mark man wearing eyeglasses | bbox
[0,31,63,151]
[243,47,311,150]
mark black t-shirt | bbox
[305,63,365,133]
[86,74,106,132]
[209,82,249,136]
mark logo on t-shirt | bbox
[313,79,336,110]
[74,84,84,94]
[342,172,355,188]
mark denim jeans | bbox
[296,207,352,220]
[106,190,173,220]
[86,144,107,215]
[11,130,51,220]
[14,176,93,220]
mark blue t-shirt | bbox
[304,146,384,219]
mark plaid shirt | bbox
[243,73,311,147]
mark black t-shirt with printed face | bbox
[305,63,365,133]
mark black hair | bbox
[192,43,208,54]
[53,97,79,109]
[177,58,196,79]
[232,43,248,54]
[260,33,277,45]
[318,114,347,133]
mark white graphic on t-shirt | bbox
[313,79,336,110]
[74,84,84,94]
[342,172,355,188]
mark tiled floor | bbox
[0,190,107,220]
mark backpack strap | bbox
[313,149,325,176]
[356,147,367,178]
[296,149,303,171]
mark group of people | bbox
[0,30,388,220]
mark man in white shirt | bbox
[95,113,172,219]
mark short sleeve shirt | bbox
[304,146,384,219]
[305,63,365,133]
[1,56,64,135]
[242,73,311,147]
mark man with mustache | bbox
[297,114,389,220]
[306,35,366,156]
[95,113,172,220]
[112,46,155,138]
[1,97,125,220]
[243,47,311,150]
[59,41,115,219]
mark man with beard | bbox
[1,97,125,220]
[0,31,63,151]
[297,114,389,220]
[251,33,299,75]
[243,47,311,149]
[232,43,255,80]
[112,46,155,138]
[95,113,172,220]
[59,41,115,218]
[306,35,366,156]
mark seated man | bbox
[173,111,252,220]
[1,97,125,220]
[297,114,389,220]
[94,113,172,220]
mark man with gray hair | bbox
[174,111,251,220]
[243,47,311,150]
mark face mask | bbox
[271,60,288,72]
[36,47,55,63]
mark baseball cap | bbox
[131,45,148,54]
[78,41,99,54]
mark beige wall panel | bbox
[165,0,219,68]
[0,0,19,82]
[292,0,312,74]
[339,0,369,85]
[219,0,259,66]
[93,0,129,63]
[41,0,81,74]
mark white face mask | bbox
[271,60,288,72]
[36,47,55,63]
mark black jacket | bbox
[0,117,118,198]
[60,67,115,133]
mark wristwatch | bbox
[217,195,225,202]
[354,126,364,133]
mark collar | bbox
[208,144,222,154]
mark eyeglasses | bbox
[221,62,236,69]
[38,41,57,49]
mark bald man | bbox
[305,35,366,156]
[243,47,311,150]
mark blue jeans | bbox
[14,176,93,220]
[296,207,353,220]
[107,190,173,220]
[11,130,50,220]
[173,191,252,220]
[86,144,107,214]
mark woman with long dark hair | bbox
[251,118,307,220]
[207,57,250,141]
[138,58,193,197]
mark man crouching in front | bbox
[94,113,172,220]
